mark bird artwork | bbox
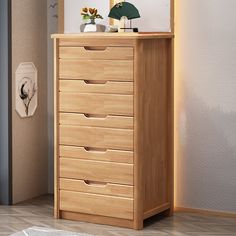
[49,1,58,18]
[49,2,58,9]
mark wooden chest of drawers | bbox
[53,33,174,229]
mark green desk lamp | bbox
[108,2,140,32]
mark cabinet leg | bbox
[133,221,143,230]
[163,207,174,217]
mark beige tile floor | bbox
[0,195,236,236]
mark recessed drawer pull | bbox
[84,113,107,119]
[84,46,107,51]
[84,80,107,85]
[84,147,107,153]
[84,180,107,187]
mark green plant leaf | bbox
[83,15,90,20]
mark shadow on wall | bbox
[175,82,236,212]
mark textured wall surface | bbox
[175,0,236,212]
[12,0,48,203]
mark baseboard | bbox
[175,206,236,218]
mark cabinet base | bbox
[60,211,135,229]
[59,206,172,230]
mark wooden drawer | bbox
[60,126,133,151]
[59,47,133,60]
[60,158,133,185]
[59,80,133,95]
[60,190,134,220]
[59,60,133,82]
[59,113,133,129]
[60,146,133,164]
[59,93,133,116]
[60,178,133,198]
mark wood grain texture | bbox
[60,126,133,151]
[59,113,133,129]
[144,203,171,219]
[58,0,64,33]
[54,39,60,218]
[53,33,174,40]
[133,40,144,230]
[54,34,174,229]
[166,37,174,216]
[147,39,171,210]
[60,191,134,220]
[142,39,168,212]
[59,47,133,60]
[60,178,133,198]
[59,93,133,116]
[59,59,133,82]
[133,38,174,229]
[59,38,136,47]
[60,145,134,164]
[60,211,134,229]
[59,80,133,95]
[59,158,133,185]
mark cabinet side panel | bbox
[135,39,173,216]
[166,39,174,215]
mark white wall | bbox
[129,0,171,32]
[64,0,109,33]
[64,0,171,33]
[175,0,236,212]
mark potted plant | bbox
[80,7,106,32]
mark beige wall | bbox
[12,0,48,203]
[175,0,236,212]
[48,0,58,193]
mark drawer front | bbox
[59,80,133,95]
[60,146,133,164]
[59,60,133,81]
[60,190,134,220]
[59,93,133,116]
[59,113,133,129]
[60,158,133,185]
[59,38,134,47]
[59,47,133,60]
[60,178,133,198]
[60,126,133,151]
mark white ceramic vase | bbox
[80,22,106,33]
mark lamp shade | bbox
[108,2,140,20]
